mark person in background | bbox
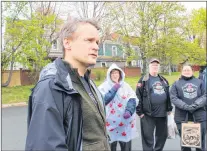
[136,58,173,151]
[170,64,206,151]
[198,66,206,91]
[98,63,139,151]
[25,18,110,151]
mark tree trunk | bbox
[142,57,147,75]
[168,60,172,76]
[2,54,15,87]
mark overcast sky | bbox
[181,2,206,12]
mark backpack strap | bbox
[27,86,36,130]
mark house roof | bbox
[97,56,126,62]
[104,32,140,46]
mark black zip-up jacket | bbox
[25,58,109,151]
[170,76,206,123]
[136,74,173,116]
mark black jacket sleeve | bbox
[25,79,68,151]
[191,81,206,110]
[170,81,189,110]
[136,76,144,116]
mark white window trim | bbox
[123,53,126,59]
[112,46,117,56]
[132,60,137,66]
[103,42,106,56]
[52,40,57,50]
[101,62,107,67]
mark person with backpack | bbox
[170,64,206,151]
[25,18,110,151]
[136,58,173,151]
[98,63,139,151]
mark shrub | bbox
[93,70,106,81]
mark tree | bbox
[108,2,200,75]
[2,2,63,86]
[188,8,206,65]
[65,2,112,43]
[2,2,30,87]
[168,7,207,67]
[149,2,186,74]
[105,2,139,67]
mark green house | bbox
[96,40,143,68]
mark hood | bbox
[38,58,74,92]
[203,67,206,73]
[106,63,125,85]
[39,61,57,81]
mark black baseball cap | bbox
[150,58,160,64]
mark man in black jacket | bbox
[136,58,173,151]
[25,18,110,151]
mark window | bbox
[132,60,137,66]
[101,62,107,67]
[137,60,143,67]
[52,40,57,50]
[112,46,117,56]
[123,53,126,59]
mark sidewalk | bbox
[2,102,27,108]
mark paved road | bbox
[2,106,181,150]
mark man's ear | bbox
[63,38,72,50]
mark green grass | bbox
[2,85,34,104]
[94,71,199,90]
[2,71,199,104]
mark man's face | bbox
[182,66,193,77]
[65,23,100,67]
[110,69,120,83]
[149,62,160,74]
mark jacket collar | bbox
[53,58,92,93]
[142,73,163,81]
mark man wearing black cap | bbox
[136,58,173,151]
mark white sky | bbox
[181,2,206,12]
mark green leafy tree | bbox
[2,2,63,87]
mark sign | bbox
[181,122,201,148]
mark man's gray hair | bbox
[59,18,100,58]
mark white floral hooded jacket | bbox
[98,63,139,143]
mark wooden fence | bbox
[2,67,141,87]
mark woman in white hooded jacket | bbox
[98,63,139,151]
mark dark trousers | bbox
[140,114,168,151]
[110,140,131,151]
[176,121,206,151]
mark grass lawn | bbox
[2,71,199,104]
[2,85,34,104]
